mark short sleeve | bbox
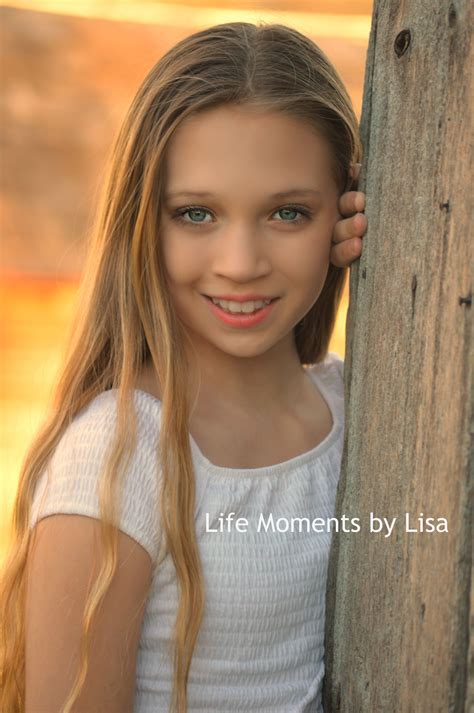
[29,391,163,567]
[308,351,345,426]
[327,351,344,385]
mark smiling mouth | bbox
[202,295,280,303]
[202,295,280,312]
[201,293,280,324]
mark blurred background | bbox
[0,0,373,564]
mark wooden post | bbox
[323,1,472,711]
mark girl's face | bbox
[160,103,340,362]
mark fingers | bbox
[338,190,365,217]
[331,166,366,268]
[332,212,367,246]
[350,163,361,181]
[330,237,363,268]
[349,162,362,189]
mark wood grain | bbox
[324,1,473,711]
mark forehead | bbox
[163,104,335,193]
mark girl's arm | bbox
[25,514,152,713]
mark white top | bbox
[30,351,345,713]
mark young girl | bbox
[1,22,368,713]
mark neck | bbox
[183,332,308,419]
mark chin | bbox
[213,336,279,359]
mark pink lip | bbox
[202,295,279,328]
[203,293,278,302]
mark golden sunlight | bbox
[1,0,367,567]
[0,276,348,565]
[6,1,372,40]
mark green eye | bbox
[276,207,299,221]
[176,207,211,224]
[173,204,312,229]
[272,205,312,223]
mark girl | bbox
[1,21,368,713]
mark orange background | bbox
[0,1,373,565]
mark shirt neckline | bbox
[123,361,342,477]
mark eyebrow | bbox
[164,188,322,201]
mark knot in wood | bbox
[394,29,411,57]
[448,4,457,27]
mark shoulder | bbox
[53,389,161,462]
[30,390,164,566]
[309,351,344,386]
[305,351,345,422]
[325,351,344,382]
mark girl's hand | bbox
[330,163,367,268]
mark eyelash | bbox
[172,204,313,228]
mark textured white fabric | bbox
[30,351,345,713]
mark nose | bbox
[211,222,271,282]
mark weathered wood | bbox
[323,2,472,712]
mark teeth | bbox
[211,298,272,313]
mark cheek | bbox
[301,212,338,274]
[161,233,205,285]
[298,256,330,294]
[292,245,331,309]
[286,230,331,285]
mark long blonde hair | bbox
[0,21,362,713]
